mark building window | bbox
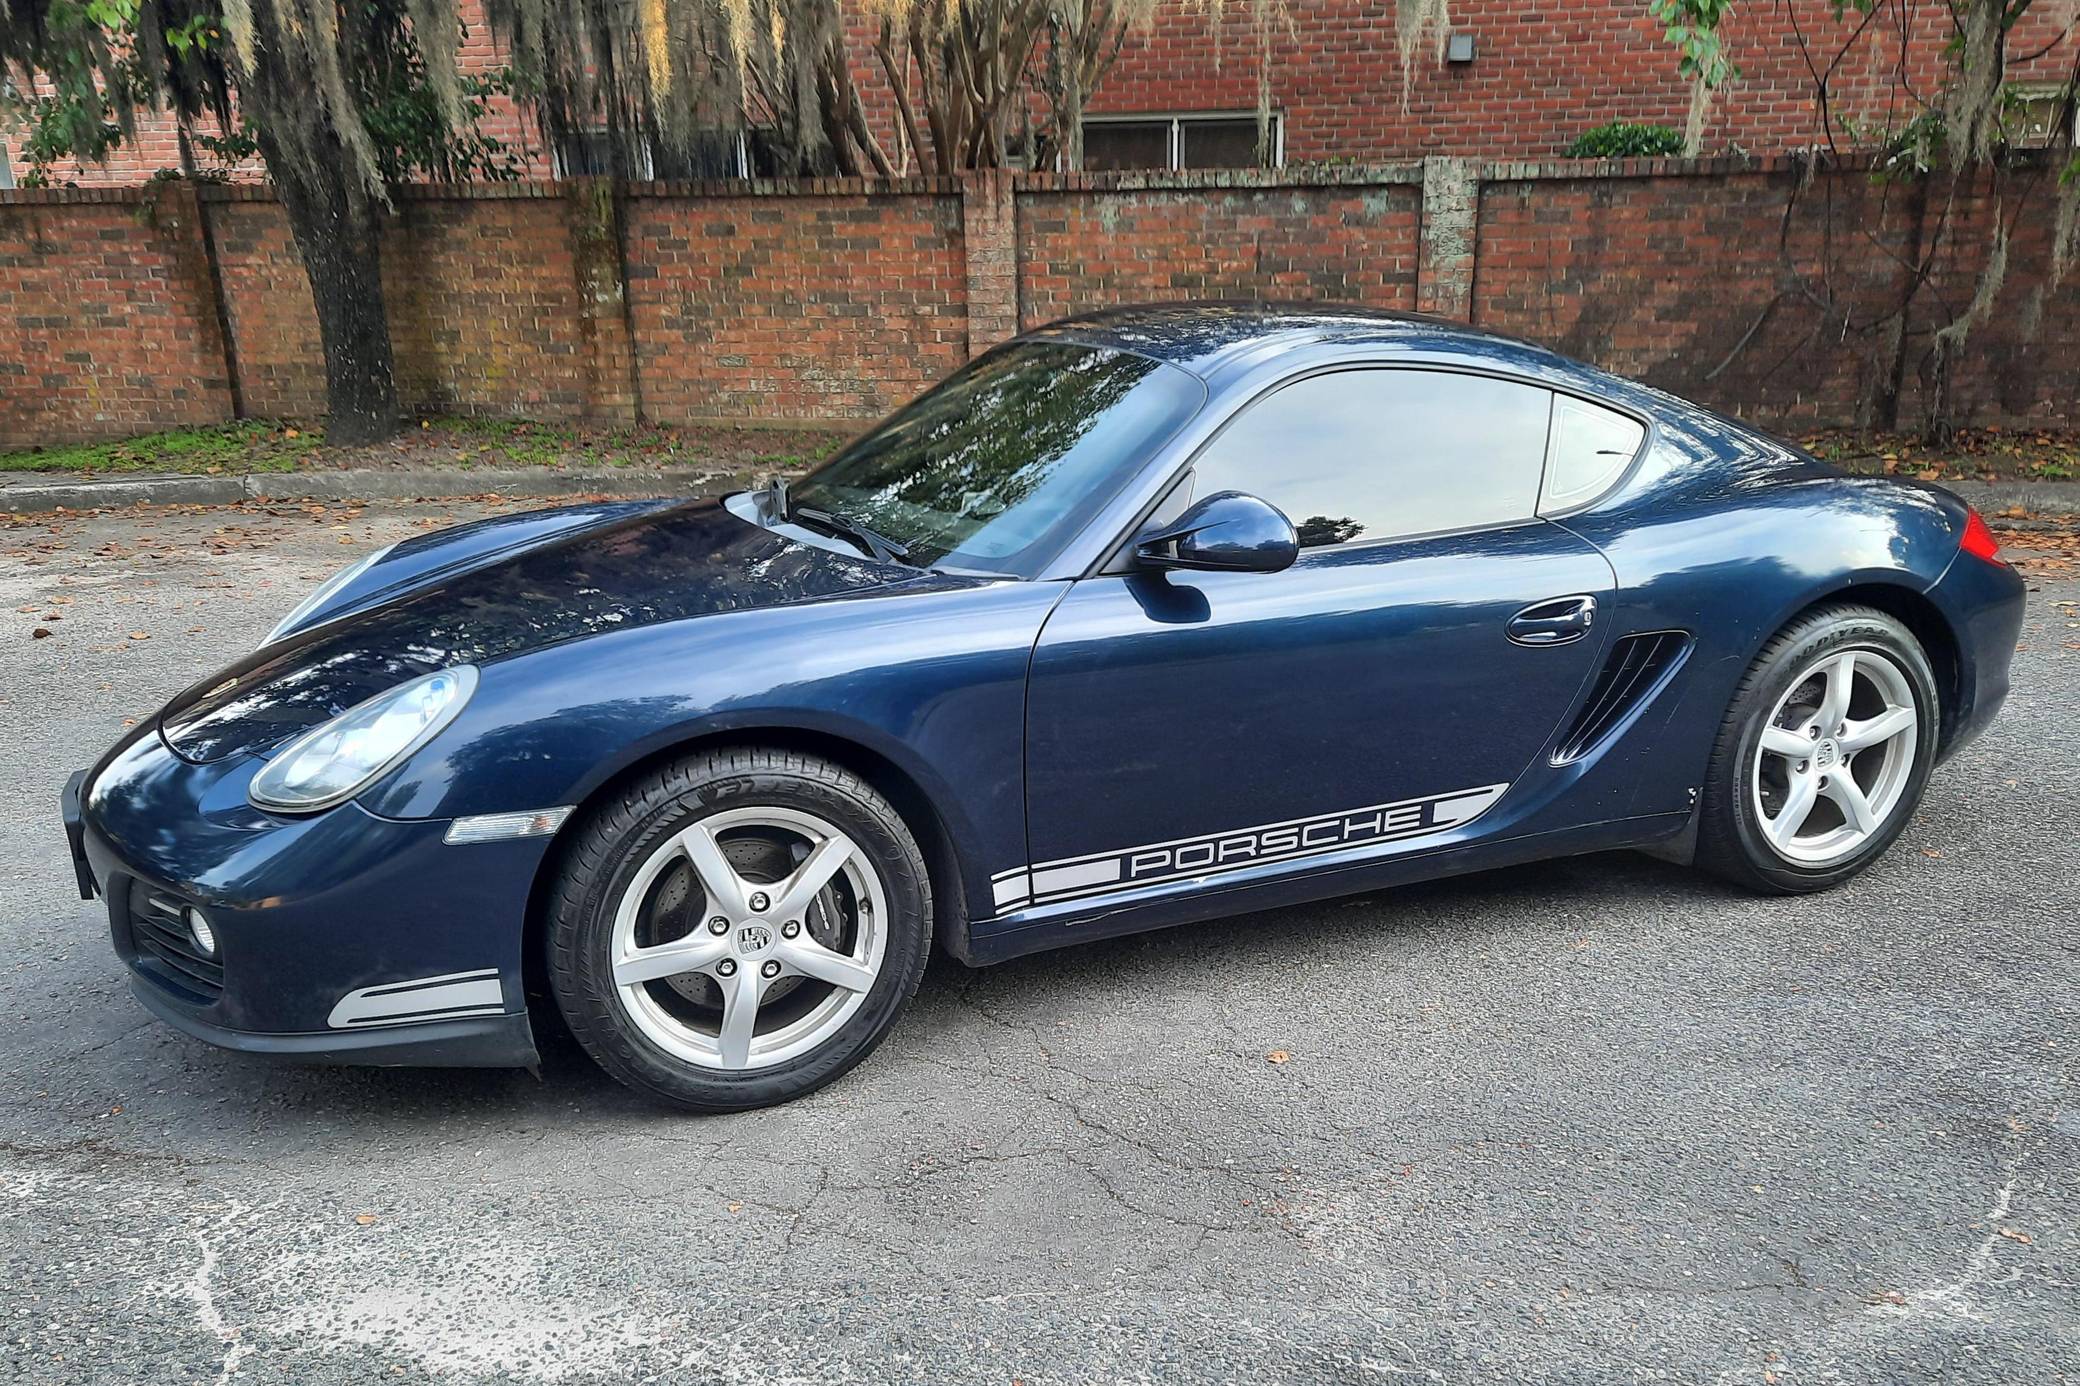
[2011,88,2077,149]
[1081,112,1283,172]
[552,128,761,179]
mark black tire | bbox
[547,747,932,1112]
[1696,603,1940,894]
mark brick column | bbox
[567,179,642,424]
[1417,156,1480,322]
[961,171,1018,356]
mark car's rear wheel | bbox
[547,747,932,1111]
[1697,603,1939,893]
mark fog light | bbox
[183,906,217,957]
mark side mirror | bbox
[1134,491,1299,575]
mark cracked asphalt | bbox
[2,496,2076,1384]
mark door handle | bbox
[1507,594,1597,647]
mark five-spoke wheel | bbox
[610,806,886,1071]
[1750,648,1920,866]
[1699,603,1938,893]
[549,748,932,1111]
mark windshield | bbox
[786,341,1204,577]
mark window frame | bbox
[1095,362,1655,573]
[551,127,753,180]
[2009,85,2079,150]
[1077,110,1285,172]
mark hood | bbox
[159,498,901,763]
[264,498,679,642]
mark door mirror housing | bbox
[1134,491,1300,574]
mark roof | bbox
[1022,301,1565,379]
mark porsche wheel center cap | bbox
[1813,739,1840,770]
[735,922,774,956]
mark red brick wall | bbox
[0,187,234,445]
[2,163,2074,450]
[1090,0,2065,160]
[383,189,592,419]
[1471,158,2080,429]
[205,196,327,419]
[1017,171,1423,326]
[209,186,599,422]
[621,180,969,423]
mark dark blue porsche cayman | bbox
[64,305,2025,1111]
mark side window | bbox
[1190,369,1553,549]
[1539,395,1645,515]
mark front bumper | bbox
[68,730,549,1069]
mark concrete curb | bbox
[0,466,2073,517]
[0,465,757,513]
[1941,479,2080,516]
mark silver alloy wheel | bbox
[609,806,886,1071]
[1750,648,1919,866]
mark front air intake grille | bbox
[125,881,224,1004]
[1553,631,1692,764]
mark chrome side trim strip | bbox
[327,968,505,1029]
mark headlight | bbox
[248,666,477,813]
[263,543,396,647]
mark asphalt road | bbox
[3,497,2076,1385]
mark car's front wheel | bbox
[547,747,932,1111]
[1697,603,1940,894]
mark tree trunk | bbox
[1057,10,1085,171]
[236,10,401,448]
[273,164,400,446]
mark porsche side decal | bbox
[992,782,1509,912]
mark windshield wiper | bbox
[790,505,914,567]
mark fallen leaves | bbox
[1997,1227,2034,1245]
[354,1213,378,1226]
[1266,1050,1291,1064]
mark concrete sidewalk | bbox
[3,464,2075,516]
[0,464,754,512]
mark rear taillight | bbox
[1959,508,2004,565]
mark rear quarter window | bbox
[1539,395,1646,515]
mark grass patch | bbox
[0,421,312,475]
[1802,425,2080,482]
[1,415,853,479]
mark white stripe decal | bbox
[1029,858,1123,896]
[995,782,1508,913]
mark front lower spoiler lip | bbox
[62,769,97,901]
[125,972,540,1068]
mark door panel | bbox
[1017,521,1616,908]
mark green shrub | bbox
[1562,122,1687,159]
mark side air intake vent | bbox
[1553,631,1692,764]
